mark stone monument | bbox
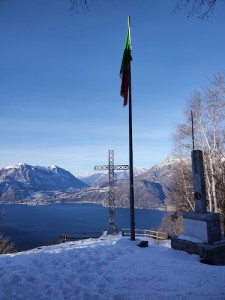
[171,150,225,265]
[183,150,221,243]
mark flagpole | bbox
[128,16,135,241]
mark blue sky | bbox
[1,0,225,176]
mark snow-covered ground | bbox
[0,233,225,300]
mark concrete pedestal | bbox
[183,212,222,244]
[171,212,224,265]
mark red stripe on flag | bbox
[120,69,129,106]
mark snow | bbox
[178,235,205,244]
[133,167,147,176]
[159,156,191,168]
[0,234,225,300]
[50,165,58,172]
[78,172,95,178]
[3,163,23,170]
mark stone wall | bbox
[171,236,225,265]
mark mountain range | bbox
[77,167,146,186]
[0,158,180,209]
[0,163,88,204]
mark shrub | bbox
[0,233,16,254]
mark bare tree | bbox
[190,74,225,212]
[0,212,16,254]
[172,72,225,214]
[0,234,16,254]
[69,0,90,12]
[158,211,184,237]
[69,0,221,18]
[214,160,225,234]
[176,0,217,19]
[169,157,194,211]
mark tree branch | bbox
[69,0,90,13]
[176,0,217,19]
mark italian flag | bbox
[120,25,132,106]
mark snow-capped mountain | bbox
[0,157,189,209]
[0,163,88,203]
[72,160,180,210]
[78,173,108,186]
[140,156,190,184]
[78,167,147,186]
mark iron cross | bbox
[94,150,129,235]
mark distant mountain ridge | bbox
[78,167,147,186]
[0,163,88,203]
[0,157,182,209]
[55,158,178,210]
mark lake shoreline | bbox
[0,201,167,211]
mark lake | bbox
[0,204,166,251]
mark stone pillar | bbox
[181,150,222,244]
[191,150,207,213]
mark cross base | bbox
[107,223,117,235]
